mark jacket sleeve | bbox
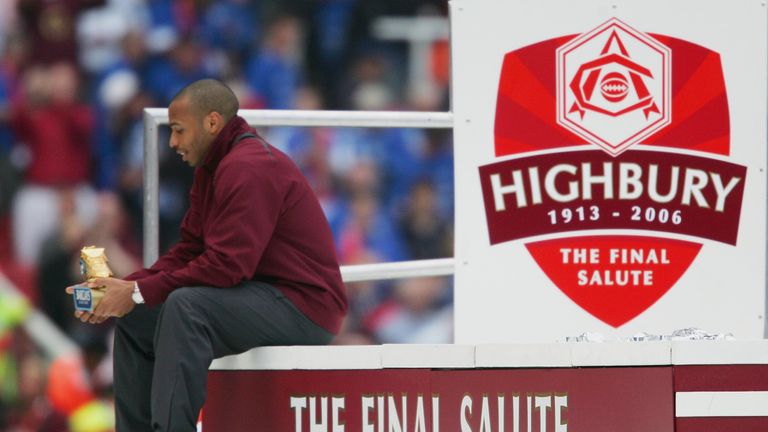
[134,160,283,305]
[125,184,205,282]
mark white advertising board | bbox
[451,0,767,342]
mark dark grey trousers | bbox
[113,282,334,432]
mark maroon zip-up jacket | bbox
[125,116,348,334]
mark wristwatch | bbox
[132,282,145,304]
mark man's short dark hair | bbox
[172,79,240,122]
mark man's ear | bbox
[205,111,225,135]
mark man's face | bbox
[168,97,213,167]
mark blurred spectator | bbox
[399,181,451,260]
[91,30,149,190]
[245,14,303,109]
[76,0,150,75]
[113,30,150,79]
[340,53,395,110]
[16,0,106,68]
[304,0,356,108]
[113,90,159,243]
[365,276,452,343]
[419,128,454,218]
[0,1,18,50]
[335,186,407,264]
[330,124,427,218]
[10,62,98,266]
[36,190,87,331]
[0,67,14,154]
[199,0,260,67]
[92,71,139,191]
[143,0,183,54]
[144,35,212,105]
[0,67,19,219]
[0,327,69,431]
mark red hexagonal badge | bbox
[556,18,671,156]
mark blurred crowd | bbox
[0,0,454,430]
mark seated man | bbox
[68,78,348,431]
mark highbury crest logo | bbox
[484,17,746,327]
[557,18,671,156]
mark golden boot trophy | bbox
[72,246,113,312]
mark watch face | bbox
[132,286,143,304]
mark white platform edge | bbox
[381,344,476,368]
[210,345,383,370]
[676,391,768,417]
[209,341,768,371]
[475,342,672,368]
[570,341,672,366]
[671,340,768,365]
[474,343,572,368]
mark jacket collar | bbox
[201,116,252,173]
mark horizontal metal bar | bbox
[143,107,454,279]
[144,108,453,128]
[340,258,455,283]
[373,16,450,41]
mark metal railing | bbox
[0,273,78,359]
[143,109,456,282]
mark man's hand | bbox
[65,278,136,324]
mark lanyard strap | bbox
[233,132,273,157]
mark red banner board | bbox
[204,367,673,431]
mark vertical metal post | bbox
[142,109,160,267]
